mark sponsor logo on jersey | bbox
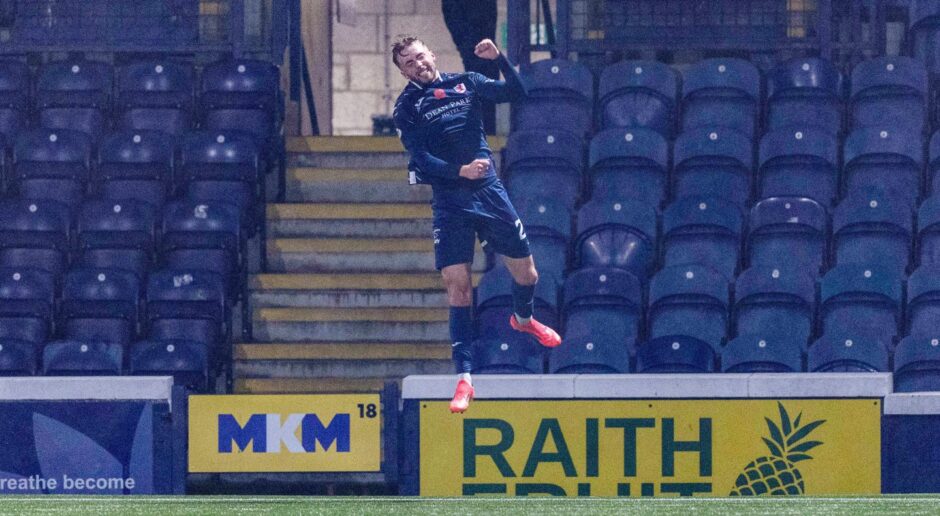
[454,83,466,94]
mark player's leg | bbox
[503,254,561,348]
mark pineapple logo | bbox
[729,402,826,496]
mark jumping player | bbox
[391,35,561,413]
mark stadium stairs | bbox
[234,136,502,393]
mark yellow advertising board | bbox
[419,399,880,496]
[189,394,382,473]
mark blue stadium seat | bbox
[12,128,91,209]
[0,267,55,348]
[574,198,657,279]
[673,128,753,207]
[42,340,122,376]
[0,199,71,277]
[662,196,743,279]
[35,60,112,142]
[145,269,227,355]
[680,58,761,138]
[116,60,195,135]
[926,131,940,196]
[179,131,261,234]
[0,60,29,141]
[504,129,583,209]
[636,335,716,373]
[757,127,839,205]
[130,339,208,391]
[842,127,923,207]
[747,196,828,273]
[160,201,242,296]
[472,263,557,374]
[648,264,729,351]
[514,59,593,135]
[60,268,141,346]
[598,60,678,138]
[917,194,940,267]
[77,199,157,279]
[808,333,889,372]
[734,267,816,349]
[95,129,175,208]
[909,2,940,81]
[550,267,642,373]
[819,264,901,345]
[832,189,912,274]
[514,197,571,285]
[588,127,668,208]
[894,335,940,392]
[721,334,804,373]
[906,266,940,336]
[0,339,37,376]
[850,57,928,134]
[766,57,844,135]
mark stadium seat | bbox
[0,60,29,141]
[926,131,940,196]
[598,60,679,138]
[587,127,669,208]
[77,199,157,279]
[160,200,243,297]
[819,264,902,345]
[514,59,593,135]
[906,266,940,336]
[747,196,828,274]
[648,264,729,351]
[850,57,928,134]
[662,196,743,280]
[0,199,71,277]
[636,335,716,373]
[504,129,583,209]
[894,335,940,392]
[0,267,55,349]
[35,60,112,142]
[917,194,940,267]
[513,198,571,285]
[60,268,141,346]
[733,267,816,349]
[721,334,804,373]
[115,60,195,135]
[0,339,37,376]
[130,339,208,391]
[550,267,642,373]
[832,189,913,274]
[574,198,657,279]
[42,340,122,376]
[766,57,843,135]
[178,131,261,234]
[808,333,889,372]
[680,58,761,138]
[95,129,175,208]
[672,128,753,208]
[842,127,923,207]
[757,127,839,205]
[909,2,940,85]
[145,269,228,359]
[12,128,91,209]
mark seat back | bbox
[680,58,761,137]
[808,333,889,372]
[721,334,804,373]
[648,264,729,350]
[130,339,208,391]
[766,57,844,134]
[850,57,928,134]
[734,266,816,348]
[598,60,678,137]
[819,264,902,343]
[672,127,753,207]
[116,60,194,134]
[42,340,122,376]
[0,199,71,276]
[504,130,583,209]
[894,335,940,392]
[636,335,716,373]
[514,59,594,135]
[842,127,923,206]
[662,196,743,279]
[833,189,913,274]
[588,127,668,207]
[61,267,141,344]
[747,196,828,273]
[757,127,839,204]
[575,198,657,278]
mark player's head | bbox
[392,35,438,85]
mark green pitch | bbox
[0,496,938,515]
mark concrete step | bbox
[286,135,504,170]
[249,272,481,308]
[252,307,449,342]
[235,342,451,360]
[285,168,432,203]
[235,377,394,393]
[267,203,432,238]
[266,238,486,273]
[235,359,452,379]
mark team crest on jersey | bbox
[454,83,466,94]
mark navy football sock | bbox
[450,306,474,374]
[512,281,535,321]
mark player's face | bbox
[398,42,438,85]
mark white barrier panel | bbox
[0,376,173,402]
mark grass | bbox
[0,496,939,515]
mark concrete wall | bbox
[331,0,507,135]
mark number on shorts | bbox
[515,219,527,240]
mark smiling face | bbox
[395,41,438,85]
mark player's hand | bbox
[474,39,500,60]
[459,158,490,180]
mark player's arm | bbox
[394,103,491,181]
[473,39,529,103]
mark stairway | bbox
[234,136,501,393]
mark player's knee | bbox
[517,266,538,286]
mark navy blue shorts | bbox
[431,179,531,270]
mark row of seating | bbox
[514,55,928,138]
[507,125,935,210]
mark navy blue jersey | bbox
[393,54,527,191]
